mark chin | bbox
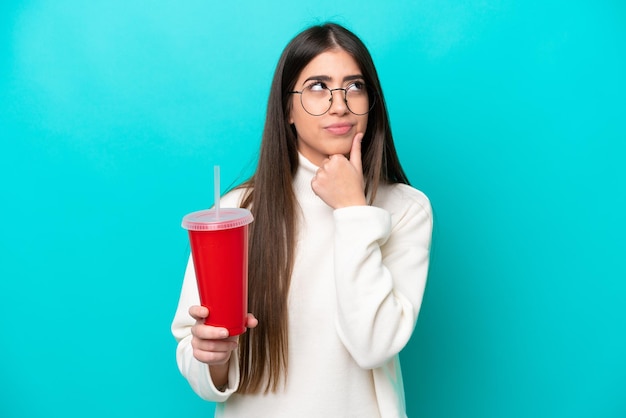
[329,140,353,154]
[327,147,351,158]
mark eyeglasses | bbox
[289,81,375,116]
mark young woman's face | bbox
[289,49,369,166]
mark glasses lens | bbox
[299,84,374,116]
[345,84,372,115]
[300,87,330,116]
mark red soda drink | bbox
[182,208,254,336]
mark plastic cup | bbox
[182,207,254,336]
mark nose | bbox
[328,88,349,115]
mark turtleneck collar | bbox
[293,152,324,205]
[297,152,319,171]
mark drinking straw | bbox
[214,165,220,219]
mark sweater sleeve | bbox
[333,186,432,369]
[171,256,241,402]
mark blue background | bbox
[1,1,625,417]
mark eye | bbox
[305,81,328,92]
[348,81,366,91]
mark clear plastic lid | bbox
[181,208,254,231]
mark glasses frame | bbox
[289,84,376,116]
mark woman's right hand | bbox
[189,305,258,365]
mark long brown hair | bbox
[236,22,409,394]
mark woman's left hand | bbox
[312,133,367,209]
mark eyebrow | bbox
[302,74,365,85]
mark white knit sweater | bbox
[171,153,432,417]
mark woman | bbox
[172,22,433,417]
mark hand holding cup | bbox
[189,305,258,365]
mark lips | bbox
[324,123,354,135]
